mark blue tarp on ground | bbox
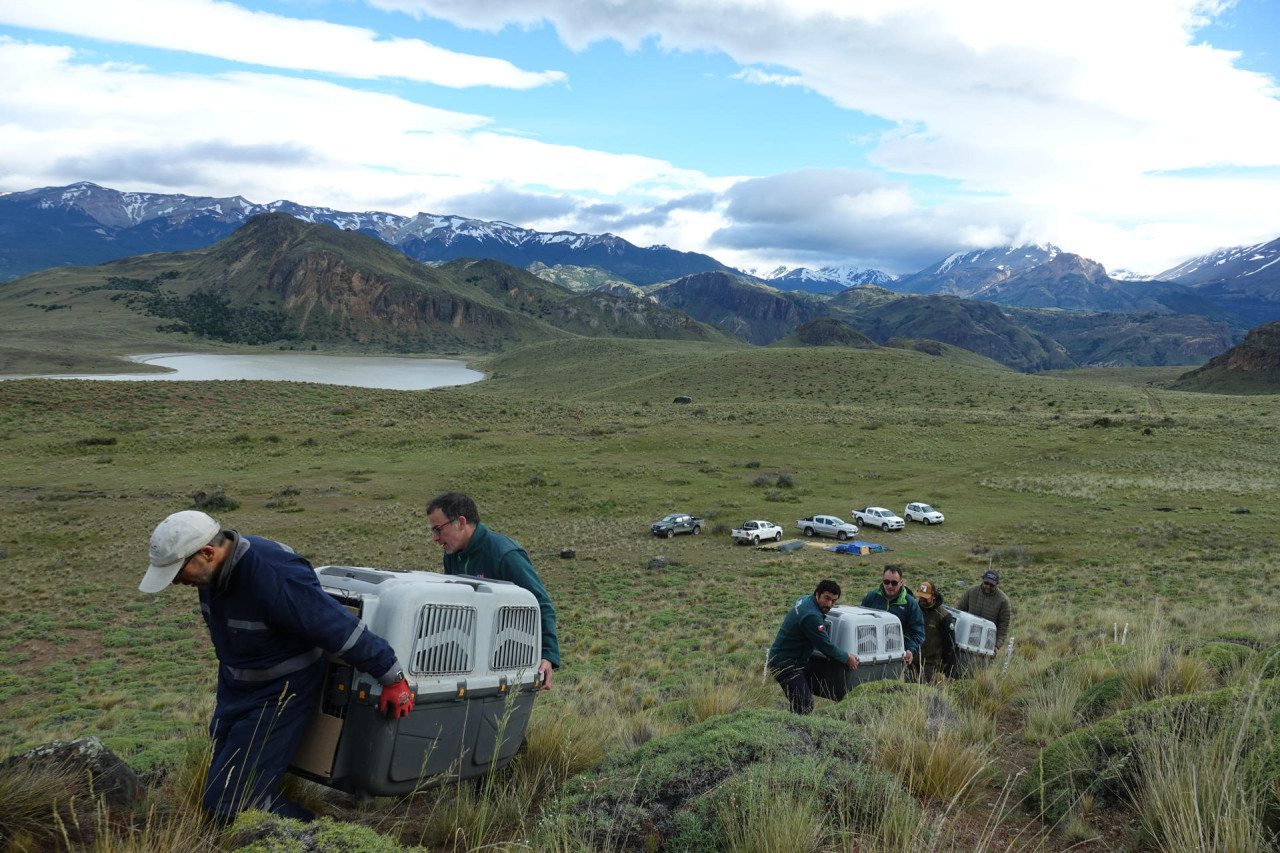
[825,540,890,554]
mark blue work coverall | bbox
[199,533,402,821]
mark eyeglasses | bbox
[430,517,457,536]
[882,579,901,587]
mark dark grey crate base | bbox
[954,650,996,677]
[809,658,904,701]
[297,688,537,797]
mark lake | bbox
[0,353,484,390]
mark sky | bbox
[2,0,1280,277]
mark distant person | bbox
[860,565,924,666]
[139,511,413,824]
[426,491,560,690]
[956,569,1011,648]
[767,579,858,714]
[912,581,958,681]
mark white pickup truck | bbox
[851,506,905,531]
[795,514,859,540]
[731,520,784,544]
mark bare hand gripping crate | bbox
[945,605,998,676]
[808,605,906,701]
[290,566,542,797]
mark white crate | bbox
[945,606,997,656]
[291,566,542,797]
[808,605,906,699]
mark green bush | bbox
[1025,679,1280,825]
[1193,641,1254,675]
[544,708,903,850]
[1073,675,1125,722]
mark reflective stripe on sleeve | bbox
[337,622,366,656]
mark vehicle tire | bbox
[882,522,891,532]
[752,536,759,545]
[775,531,783,542]
[805,527,815,537]
[837,530,847,541]
[923,517,931,525]
[665,529,674,539]
[693,525,701,535]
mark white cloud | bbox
[0,0,566,88]
[0,37,714,224]
[371,0,1280,272]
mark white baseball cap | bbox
[140,510,220,593]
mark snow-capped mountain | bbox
[894,243,1062,295]
[1107,269,1154,282]
[0,182,738,285]
[758,264,897,294]
[1156,237,1280,286]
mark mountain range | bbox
[2,181,1279,376]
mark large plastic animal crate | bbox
[945,605,998,676]
[808,605,906,700]
[290,566,542,797]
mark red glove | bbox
[378,677,414,718]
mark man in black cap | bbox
[955,569,1011,648]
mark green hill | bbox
[1171,320,1280,393]
[0,213,736,373]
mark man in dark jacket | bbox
[427,491,560,690]
[860,565,925,666]
[140,511,413,824]
[767,579,858,714]
[956,569,1011,647]
[913,581,957,681]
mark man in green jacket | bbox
[427,491,560,690]
[767,579,858,714]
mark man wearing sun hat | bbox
[956,569,1011,648]
[141,510,414,824]
[913,580,958,682]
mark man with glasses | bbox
[426,491,560,690]
[139,510,413,824]
[860,565,924,667]
[956,569,1011,648]
[767,579,858,714]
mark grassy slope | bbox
[1,339,1278,847]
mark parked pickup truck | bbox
[851,506,905,531]
[732,520,784,544]
[795,514,859,540]
[651,513,704,538]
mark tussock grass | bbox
[866,688,995,805]
[1128,685,1278,853]
[0,757,81,850]
[1,345,1279,850]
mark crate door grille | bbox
[883,622,904,654]
[981,626,997,655]
[855,624,878,655]
[410,605,476,675]
[965,623,985,651]
[491,606,539,670]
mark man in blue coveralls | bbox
[426,491,560,690]
[140,510,415,824]
[767,579,858,714]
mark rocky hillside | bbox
[1172,321,1280,393]
[647,272,827,346]
[0,213,737,355]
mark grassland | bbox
[1,340,1278,851]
